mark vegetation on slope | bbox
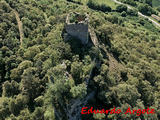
[0,0,160,119]
[152,0,160,7]
[118,0,159,16]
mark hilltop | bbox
[0,0,160,120]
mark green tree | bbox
[44,106,55,120]
[105,83,141,106]
[138,4,156,16]
[32,107,44,120]
[70,83,87,99]
[24,46,41,60]
[2,80,19,97]
[16,108,31,120]
[71,61,83,84]
[9,94,27,115]
[157,7,160,12]
[0,97,10,119]
[127,9,138,16]
[93,113,106,120]
[116,5,127,12]
[145,0,152,6]
[121,11,127,17]
[20,67,45,102]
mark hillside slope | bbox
[0,0,160,120]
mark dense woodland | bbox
[118,0,160,15]
[0,0,160,119]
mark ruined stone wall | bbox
[88,25,99,47]
[65,23,89,45]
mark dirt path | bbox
[12,9,24,47]
[100,44,124,81]
[6,2,24,47]
[89,24,124,80]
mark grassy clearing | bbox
[73,0,117,9]
[152,0,160,7]
[95,0,117,9]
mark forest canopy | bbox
[0,0,160,120]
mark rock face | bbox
[65,12,89,45]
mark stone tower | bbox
[65,12,89,45]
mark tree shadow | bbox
[62,29,95,60]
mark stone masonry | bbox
[65,12,89,45]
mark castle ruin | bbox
[65,12,89,45]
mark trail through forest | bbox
[12,9,24,47]
[6,2,24,47]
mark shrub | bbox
[87,0,112,12]
[116,4,127,13]
[157,7,160,12]
[144,0,152,6]
[138,18,146,26]
[105,15,119,24]
[121,11,127,17]
[127,9,138,16]
[87,0,98,10]
[93,113,106,120]
[70,83,87,99]
[124,0,137,6]
[138,4,157,16]
[100,4,112,12]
